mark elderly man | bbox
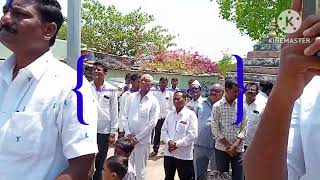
[187,80,205,111]
[0,0,98,179]
[122,74,160,180]
[194,84,224,180]
[91,61,118,180]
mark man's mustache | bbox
[0,24,17,34]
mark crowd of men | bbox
[6,0,318,180]
[90,59,274,180]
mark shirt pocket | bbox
[2,112,44,157]
[176,121,188,134]
[100,93,111,108]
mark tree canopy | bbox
[57,0,176,57]
[214,0,291,40]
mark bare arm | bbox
[56,154,95,180]
[244,0,320,179]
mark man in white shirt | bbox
[91,61,118,180]
[187,80,205,111]
[0,0,98,179]
[244,1,320,179]
[170,77,180,92]
[255,81,273,105]
[118,73,141,139]
[117,73,132,97]
[150,77,174,158]
[243,82,265,150]
[161,91,198,180]
[122,74,160,180]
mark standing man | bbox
[170,77,180,92]
[91,61,118,180]
[187,80,205,111]
[194,84,224,180]
[212,78,247,180]
[150,77,174,157]
[162,91,198,180]
[118,73,141,139]
[118,73,132,97]
[243,82,265,150]
[256,81,273,105]
[186,79,195,102]
[122,74,160,180]
[0,0,98,179]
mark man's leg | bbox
[150,118,165,157]
[164,156,177,180]
[208,147,217,171]
[231,152,244,180]
[215,149,230,173]
[176,158,195,180]
[134,144,150,180]
[193,146,210,180]
[93,133,109,180]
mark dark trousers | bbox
[152,118,165,153]
[93,133,110,180]
[215,149,244,180]
[164,156,195,180]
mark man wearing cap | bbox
[122,74,160,180]
[194,84,224,180]
[187,80,205,111]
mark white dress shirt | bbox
[118,90,132,132]
[123,162,136,180]
[0,50,98,180]
[187,96,205,111]
[244,100,265,146]
[256,91,268,105]
[161,107,198,160]
[91,81,118,134]
[122,91,160,144]
[287,76,320,180]
[154,89,174,119]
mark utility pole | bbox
[67,0,81,69]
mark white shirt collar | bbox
[0,50,53,82]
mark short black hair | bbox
[105,156,128,179]
[93,61,108,73]
[131,74,141,81]
[174,91,187,100]
[33,0,64,47]
[171,77,178,81]
[259,81,273,93]
[225,77,238,89]
[125,73,132,80]
[245,82,259,91]
[159,77,168,82]
[114,137,135,155]
[188,79,194,84]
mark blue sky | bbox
[0,0,256,61]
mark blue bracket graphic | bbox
[232,54,247,125]
[7,0,13,8]
[73,54,89,125]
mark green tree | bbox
[57,0,176,57]
[217,52,236,76]
[214,0,291,40]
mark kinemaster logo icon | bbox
[277,9,302,34]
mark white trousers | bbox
[129,143,150,180]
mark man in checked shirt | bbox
[212,77,247,180]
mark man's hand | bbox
[132,137,139,145]
[118,132,125,139]
[127,134,133,139]
[227,145,237,157]
[277,3,320,102]
[108,134,116,144]
[168,140,177,153]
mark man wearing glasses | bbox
[243,82,265,151]
[194,84,224,180]
[187,80,205,111]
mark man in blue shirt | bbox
[194,84,224,179]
